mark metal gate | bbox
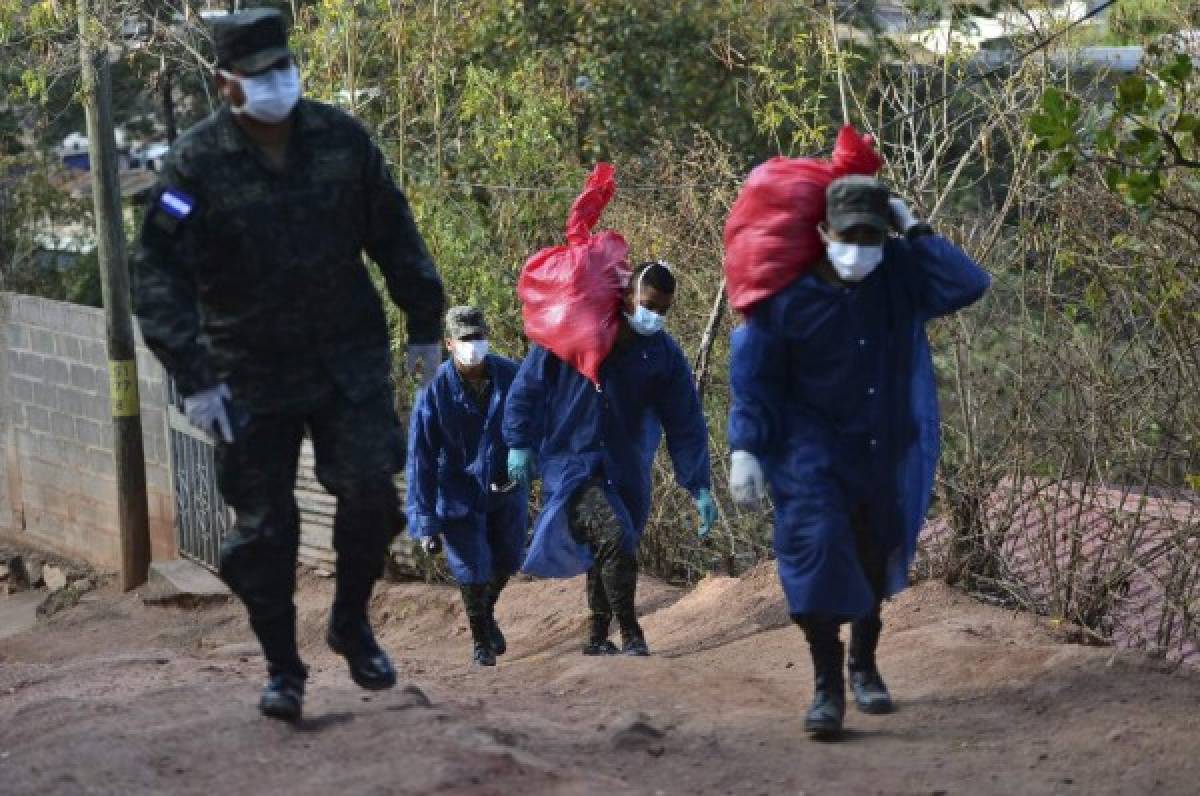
[167,381,233,571]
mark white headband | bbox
[634,259,673,292]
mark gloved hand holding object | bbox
[695,488,718,539]
[888,197,919,235]
[185,383,234,443]
[730,451,767,509]
[507,448,534,488]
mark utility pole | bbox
[78,0,151,590]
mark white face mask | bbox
[452,340,489,367]
[822,235,884,283]
[221,64,302,124]
[623,264,670,336]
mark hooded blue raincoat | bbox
[406,355,527,584]
[729,234,989,619]
[503,333,712,578]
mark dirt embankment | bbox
[1,564,1198,795]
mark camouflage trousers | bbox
[567,480,642,642]
[216,384,404,679]
[459,575,509,621]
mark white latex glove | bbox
[406,343,442,387]
[888,197,919,234]
[730,451,767,509]
[184,383,234,443]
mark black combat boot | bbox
[486,575,509,656]
[328,530,397,691]
[469,614,497,666]
[848,614,893,714]
[617,613,650,657]
[797,616,846,739]
[462,584,496,666]
[259,666,307,723]
[327,616,397,691]
[582,613,619,655]
[583,567,618,655]
[602,551,647,657]
[248,610,307,722]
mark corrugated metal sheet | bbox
[923,479,1199,667]
[294,438,420,574]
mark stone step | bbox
[0,591,43,640]
[141,559,231,607]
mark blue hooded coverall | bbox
[502,334,712,578]
[406,356,527,584]
[729,234,989,619]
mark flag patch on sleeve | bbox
[159,189,195,220]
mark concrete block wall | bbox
[0,311,14,536]
[0,292,176,570]
[0,291,408,575]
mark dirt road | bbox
[1,565,1197,795]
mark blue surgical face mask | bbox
[624,265,670,336]
[626,305,666,336]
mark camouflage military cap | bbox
[445,306,488,340]
[212,8,291,75]
[826,175,890,235]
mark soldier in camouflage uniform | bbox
[133,9,445,723]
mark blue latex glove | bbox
[695,488,718,539]
[184,383,234,443]
[507,448,534,488]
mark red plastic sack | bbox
[518,163,630,386]
[723,126,884,314]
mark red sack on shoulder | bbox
[518,163,630,386]
[723,126,884,314]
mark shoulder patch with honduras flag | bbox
[152,187,196,235]
[160,188,195,219]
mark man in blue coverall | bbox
[407,307,527,666]
[503,261,719,656]
[728,176,990,738]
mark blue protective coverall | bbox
[502,333,712,578]
[729,235,990,619]
[406,356,527,584]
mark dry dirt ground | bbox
[1,564,1198,795]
